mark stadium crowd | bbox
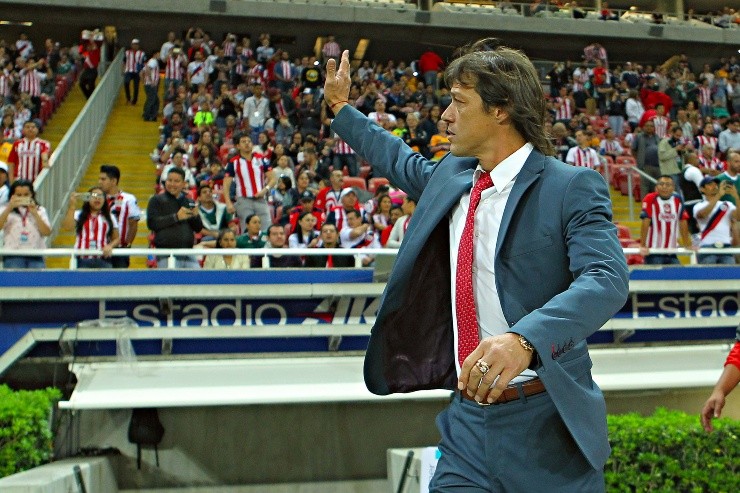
[1,26,740,269]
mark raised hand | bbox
[324,50,351,113]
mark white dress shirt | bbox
[449,142,538,381]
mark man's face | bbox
[301,199,314,212]
[321,225,338,246]
[98,173,116,194]
[575,131,588,146]
[23,122,38,139]
[655,178,674,199]
[238,136,253,154]
[374,99,385,113]
[727,153,740,174]
[347,212,362,228]
[199,187,213,204]
[268,227,286,247]
[643,121,655,135]
[341,192,357,210]
[701,181,720,198]
[730,121,740,133]
[165,171,185,196]
[401,198,414,216]
[330,171,344,188]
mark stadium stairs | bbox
[610,187,640,238]
[48,86,159,268]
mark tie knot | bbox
[474,171,493,192]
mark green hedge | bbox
[606,408,739,492]
[0,385,61,478]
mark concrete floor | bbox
[122,479,388,493]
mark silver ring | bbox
[475,359,490,375]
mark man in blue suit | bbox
[325,39,629,492]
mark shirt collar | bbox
[473,142,534,192]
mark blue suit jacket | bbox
[332,106,629,470]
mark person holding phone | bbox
[0,179,51,268]
[62,187,120,268]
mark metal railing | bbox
[34,48,124,240]
[1,245,738,269]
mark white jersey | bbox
[694,200,736,246]
[566,146,600,169]
[107,191,141,247]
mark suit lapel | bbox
[495,151,546,258]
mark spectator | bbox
[160,149,196,188]
[718,117,740,156]
[632,120,661,199]
[639,175,692,265]
[380,205,403,246]
[123,39,146,105]
[62,187,120,268]
[235,214,267,249]
[203,228,250,269]
[566,129,600,169]
[693,176,739,264]
[315,169,344,212]
[551,122,577,163]
[339,209,379,267]
[0,179,50,268]
[147,167,204,268]
[658,126,688,189]
[599,128,623,160]
[196,183,232,241]
[78,31,102,99]
[288,211,320,249]
[717,150,739,203]
[283,171,311,212]
[327,187,365,232]
[386,196,415,248]
[418,47,444,90]
[372,194,393,233]
[223,133,275,232]
[305,222,354,268]
[701,324,740,432]
[142,51,160,121]
[270,175,292,220]
[0,162,9,205]
[99,164,141,268]
[429,119,450,161]
[272,155,296,189]
[260,223,301,268]
[321,35,341,64]
[287,190,325,232]
[7,120,49,182]
[625,89,644,132]
[243,82,269,144]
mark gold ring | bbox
[475,359,490,375]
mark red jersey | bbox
[8,137,51,182]
[640,192,687,249]
[225,153,268,198]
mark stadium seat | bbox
[368,177,389,193]
[342,176,367,190]
[616,156,636,166]
[359,165,372,180]
[615,223,632,240]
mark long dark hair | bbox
[444,38,554,156]
[216,228,235,248]
[9,179,38,213]
[75,186,115,238]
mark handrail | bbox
[613,164,657,221]
[33,48,124,240]
[1,246,738,269]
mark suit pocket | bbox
[502,234,553,259]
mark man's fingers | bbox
[326,57,336,77]
[485,368,517,403]
[338,50,350,77]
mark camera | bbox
[186,199,196,209]
[16,196,31,206]
[78,192,92,202]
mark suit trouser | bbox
[430,390,604,493]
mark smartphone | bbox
[78,192,92,202]
[17,196,31,206]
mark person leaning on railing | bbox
[0,179,51,268]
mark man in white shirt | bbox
[243,83,270,144]
[566,130,600,169]
[339,209,379,266]
[694,175,739,264]
[385,196,415,248]
[718,117,740,156]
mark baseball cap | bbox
[700,175,720,187]
[339,187,356,200]
[131,39,140,45]
[300,190,315,201]
[0,161,7,173]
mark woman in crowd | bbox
[283,171,311,212]
[272,153,295,187]
[270,175,293,222]
[204,228,250,269]
[372,194,393,234]
[288,211,319,250]
[235,214,267,248]
[0,179,51,268]
[428,119,451,161]
[62,187,119,268]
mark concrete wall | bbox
[62,388,739,488]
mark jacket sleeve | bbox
[331,105,436,201]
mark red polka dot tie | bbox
[456,171,494,367]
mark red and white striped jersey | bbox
[19,69,44,97]
[276,61,294,80]
[652,116,670,139]
[225,153,268,198]
[329,206,366,232]
[599,138,623,156]
[698,86,712,107]
[0,70,14,97]
[165,55,184,80]
[106,191,141,247]
[333,137,355,155]
[565,146,600,169]
[695,135,717,156]
[698,155,725,172]
[73,211,117,252]
[124,49,146,73]
[8,137,51,182]
[572,69,589,92]
[223,41,236,57]
[554,96,572,120]
[321,41,341,59]
[144,59,160,86]
[640,192,687,249]
[246,64,264,86]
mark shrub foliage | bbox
[606,408,739,492]
[0,385,61,478]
